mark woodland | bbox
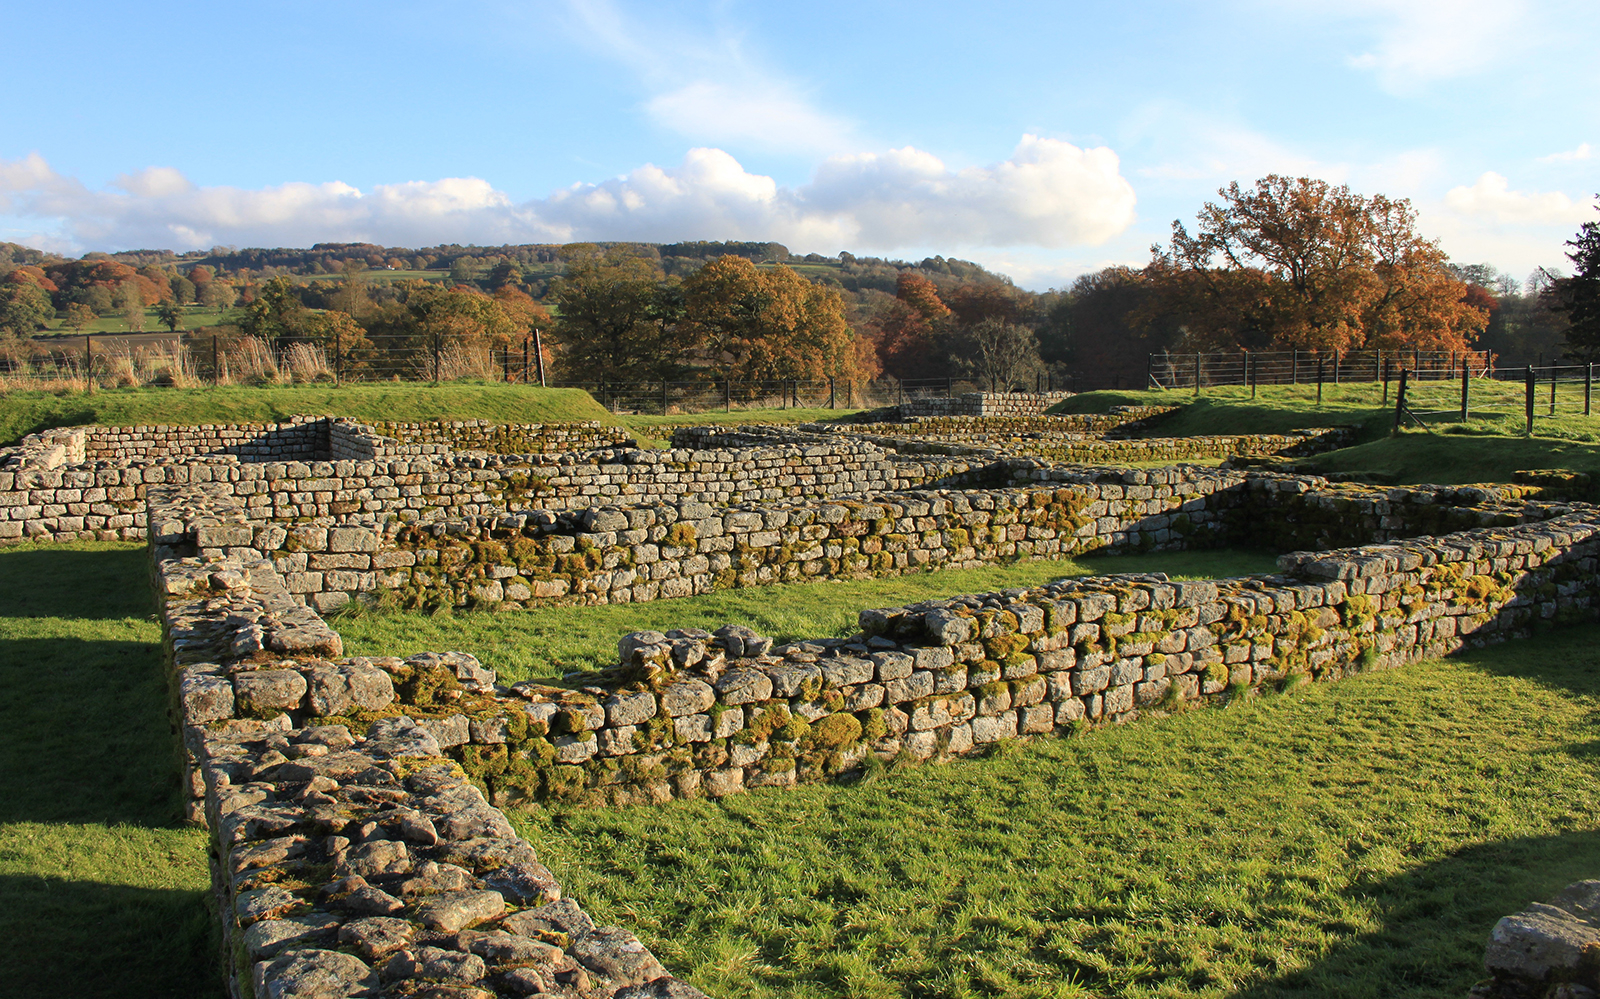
[0,175,1589,388]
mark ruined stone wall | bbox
[153,482,1600,822]
[895,391,1074,418]
[1,438,953,544]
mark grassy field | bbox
[1057,384,1600,486]
[518,625,1600,999]
[0,383,621,445]
[336,549,1278,681]
[0,541,215,996]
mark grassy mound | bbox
[0,383,619,445]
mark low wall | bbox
[895,391,1074,418]
[330,419,635,459]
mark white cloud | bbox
[559,0,857,155]
[1538,143,1592,163]
[0,137,1137,255]
[1336,0,1528,89]
[1442,172,1595,225]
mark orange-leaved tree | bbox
[1146,175,1487,353]
[682,255,862,382]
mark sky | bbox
[0,0,1595,290]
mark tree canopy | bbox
[1552,201,1600,361]
[1146,175,1488,353]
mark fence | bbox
[1148,349,1493,391]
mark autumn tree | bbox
[682,255,859,382]
[1146,175,1488,353]
[549,248,691,381]
[1552,201,1600,361]
[114,280,145,331]
[868,273,951,380]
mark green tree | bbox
[550,248,691,381]
[154,301,185,333]
[0,281,53,336]
[1553,201,1600,361]
[239,276,306,344]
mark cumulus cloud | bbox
[0,137,1137,255]
[1442,172,1596,225]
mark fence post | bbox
[432,332,441,385]
[1525,366,1536,435]
[213,333,220,385]
[829,376,835,410]
[523,337,529,384]
[1292,349,1299,385]
[334,329,343,385]
[1393,368,1408,433]
[1460,360,1469,421]
[946,376,953,398]
[662,379,669,415]
[724,377,731,412]
[1551,365,1558,415]
[1382,358,1390,406]
[1587,363,1593,417]
[501,345,508,384]
[1194,353,1201,396]
[1316,358,1324,404]
[83,334,93,395]
[532,330,546,386]
[1250,355,1257,399]
[1146,354,1153,389]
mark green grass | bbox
[0,383,619,445]
[0,541,216,996]
[336,550,1279,682]
[34,305,241,337]
[1055,385,1600,486]
[515,625,1600,999]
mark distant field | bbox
[32,304,240,337]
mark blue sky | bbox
[1,0,1595,289]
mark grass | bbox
[0,383,619,445]
[335,549,1279,682]
[33,305,241,337]
[0,541,216,996]
[515,624,1600,999]
[1056,385,1600,486]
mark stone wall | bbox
[894,391,1074,418]
[151,477,1600,834]
[155,550,706,999]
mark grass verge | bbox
[0,541,216,996]
[335,549,1279,682]
[516,625,1600,999]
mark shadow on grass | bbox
[1227,625,1600,997]
[0,546,155,622]
[0,874,219,997]
[1225,830,1600,999]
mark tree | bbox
[550,248,692,381]
[154,301,185,333]
[63,302,96,332]
[950,318,1043,390]
[198,280,235,311]
[681,255,859,381]
[1552,201,1600,361]
[0,280,53,336]
[866,273,951,380]
[238,276,306,344]
[114,280,144,331]
[1146,175,1488,353]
